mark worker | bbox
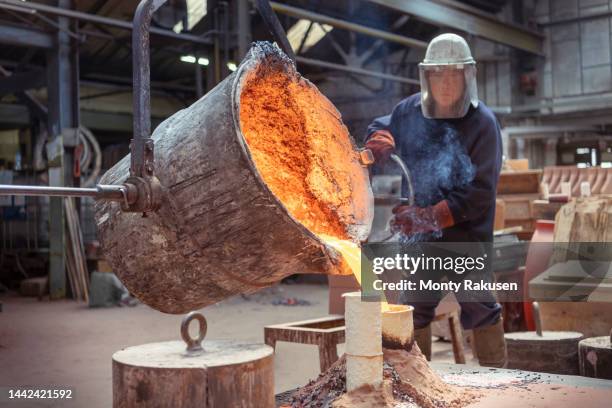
[365,33,506,367]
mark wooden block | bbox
[494,199,506,230]
[264,316,345,372]
[19,277,48,297]
[497,170,542,194]
[499,194,539,221]
[538,302,612,338]
[531,200,564,221]
[553,196,612,242]
[505,159,529,171]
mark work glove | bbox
[390,200,455,235]
[365,130,395,165]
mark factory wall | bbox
[536,0,612,101]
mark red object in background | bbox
[520,71,538,96]
[73,144,83,178]
[523,220,555,330]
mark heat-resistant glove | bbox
[365,130,395,165]
[390,200,455,235]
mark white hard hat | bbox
[419,33,479,119]
[422,33,476,66]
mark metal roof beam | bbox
[0,23,54,48]
[269,1,428,50]
[0,0,212,46]
[365,0,543,55]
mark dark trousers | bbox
[410,299,501,330]
[393,241,502,330]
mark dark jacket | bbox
[367,92,502,243]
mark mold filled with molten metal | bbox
[239,60,371,245]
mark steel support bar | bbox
[0,0,212,45]
[237,0,252,59]
[365,0,543,54]
[0,24,54,48]
[295,56,420,85]
[0,184,125,200]
[256,0,295,61]
[269,1,427,50]
[131,0,158,179]
[45,0,80,300]
[0,103,164,132]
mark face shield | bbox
[419,63,478,119]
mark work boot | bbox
[414,325,432,361]
[473,318,507,368]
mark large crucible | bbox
[95,43,373,314]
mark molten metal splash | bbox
[320,234,391,310]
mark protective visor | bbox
[419,63,478,119]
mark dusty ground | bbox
[0,282,470,408]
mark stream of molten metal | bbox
[318,235,392,311]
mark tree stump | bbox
[505,331,583,375]
[579,333,612,379]
[112,340,274,408]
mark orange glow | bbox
[240,69,369,241]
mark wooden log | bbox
[112,340,274,408]
[94,43,373,314]
[505,331,583,375]
[579,334,612,379]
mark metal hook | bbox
[180,311,207,355]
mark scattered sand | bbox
[384,346,480,408]
[289,346,480,408]
[290,354,348,407]
[331,382,398,408]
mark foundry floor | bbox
[0,282,476,408]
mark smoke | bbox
[408,121,475,205]
[394,120,476,243]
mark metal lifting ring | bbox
[180,311,207,355]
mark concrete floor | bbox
[0,283,468,408]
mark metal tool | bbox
[532,301,543,337]
[359,148,375,166]
[254,0,296,62]
[390,153,415,207]
[379,154,416,242]
[0,0,165,213]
